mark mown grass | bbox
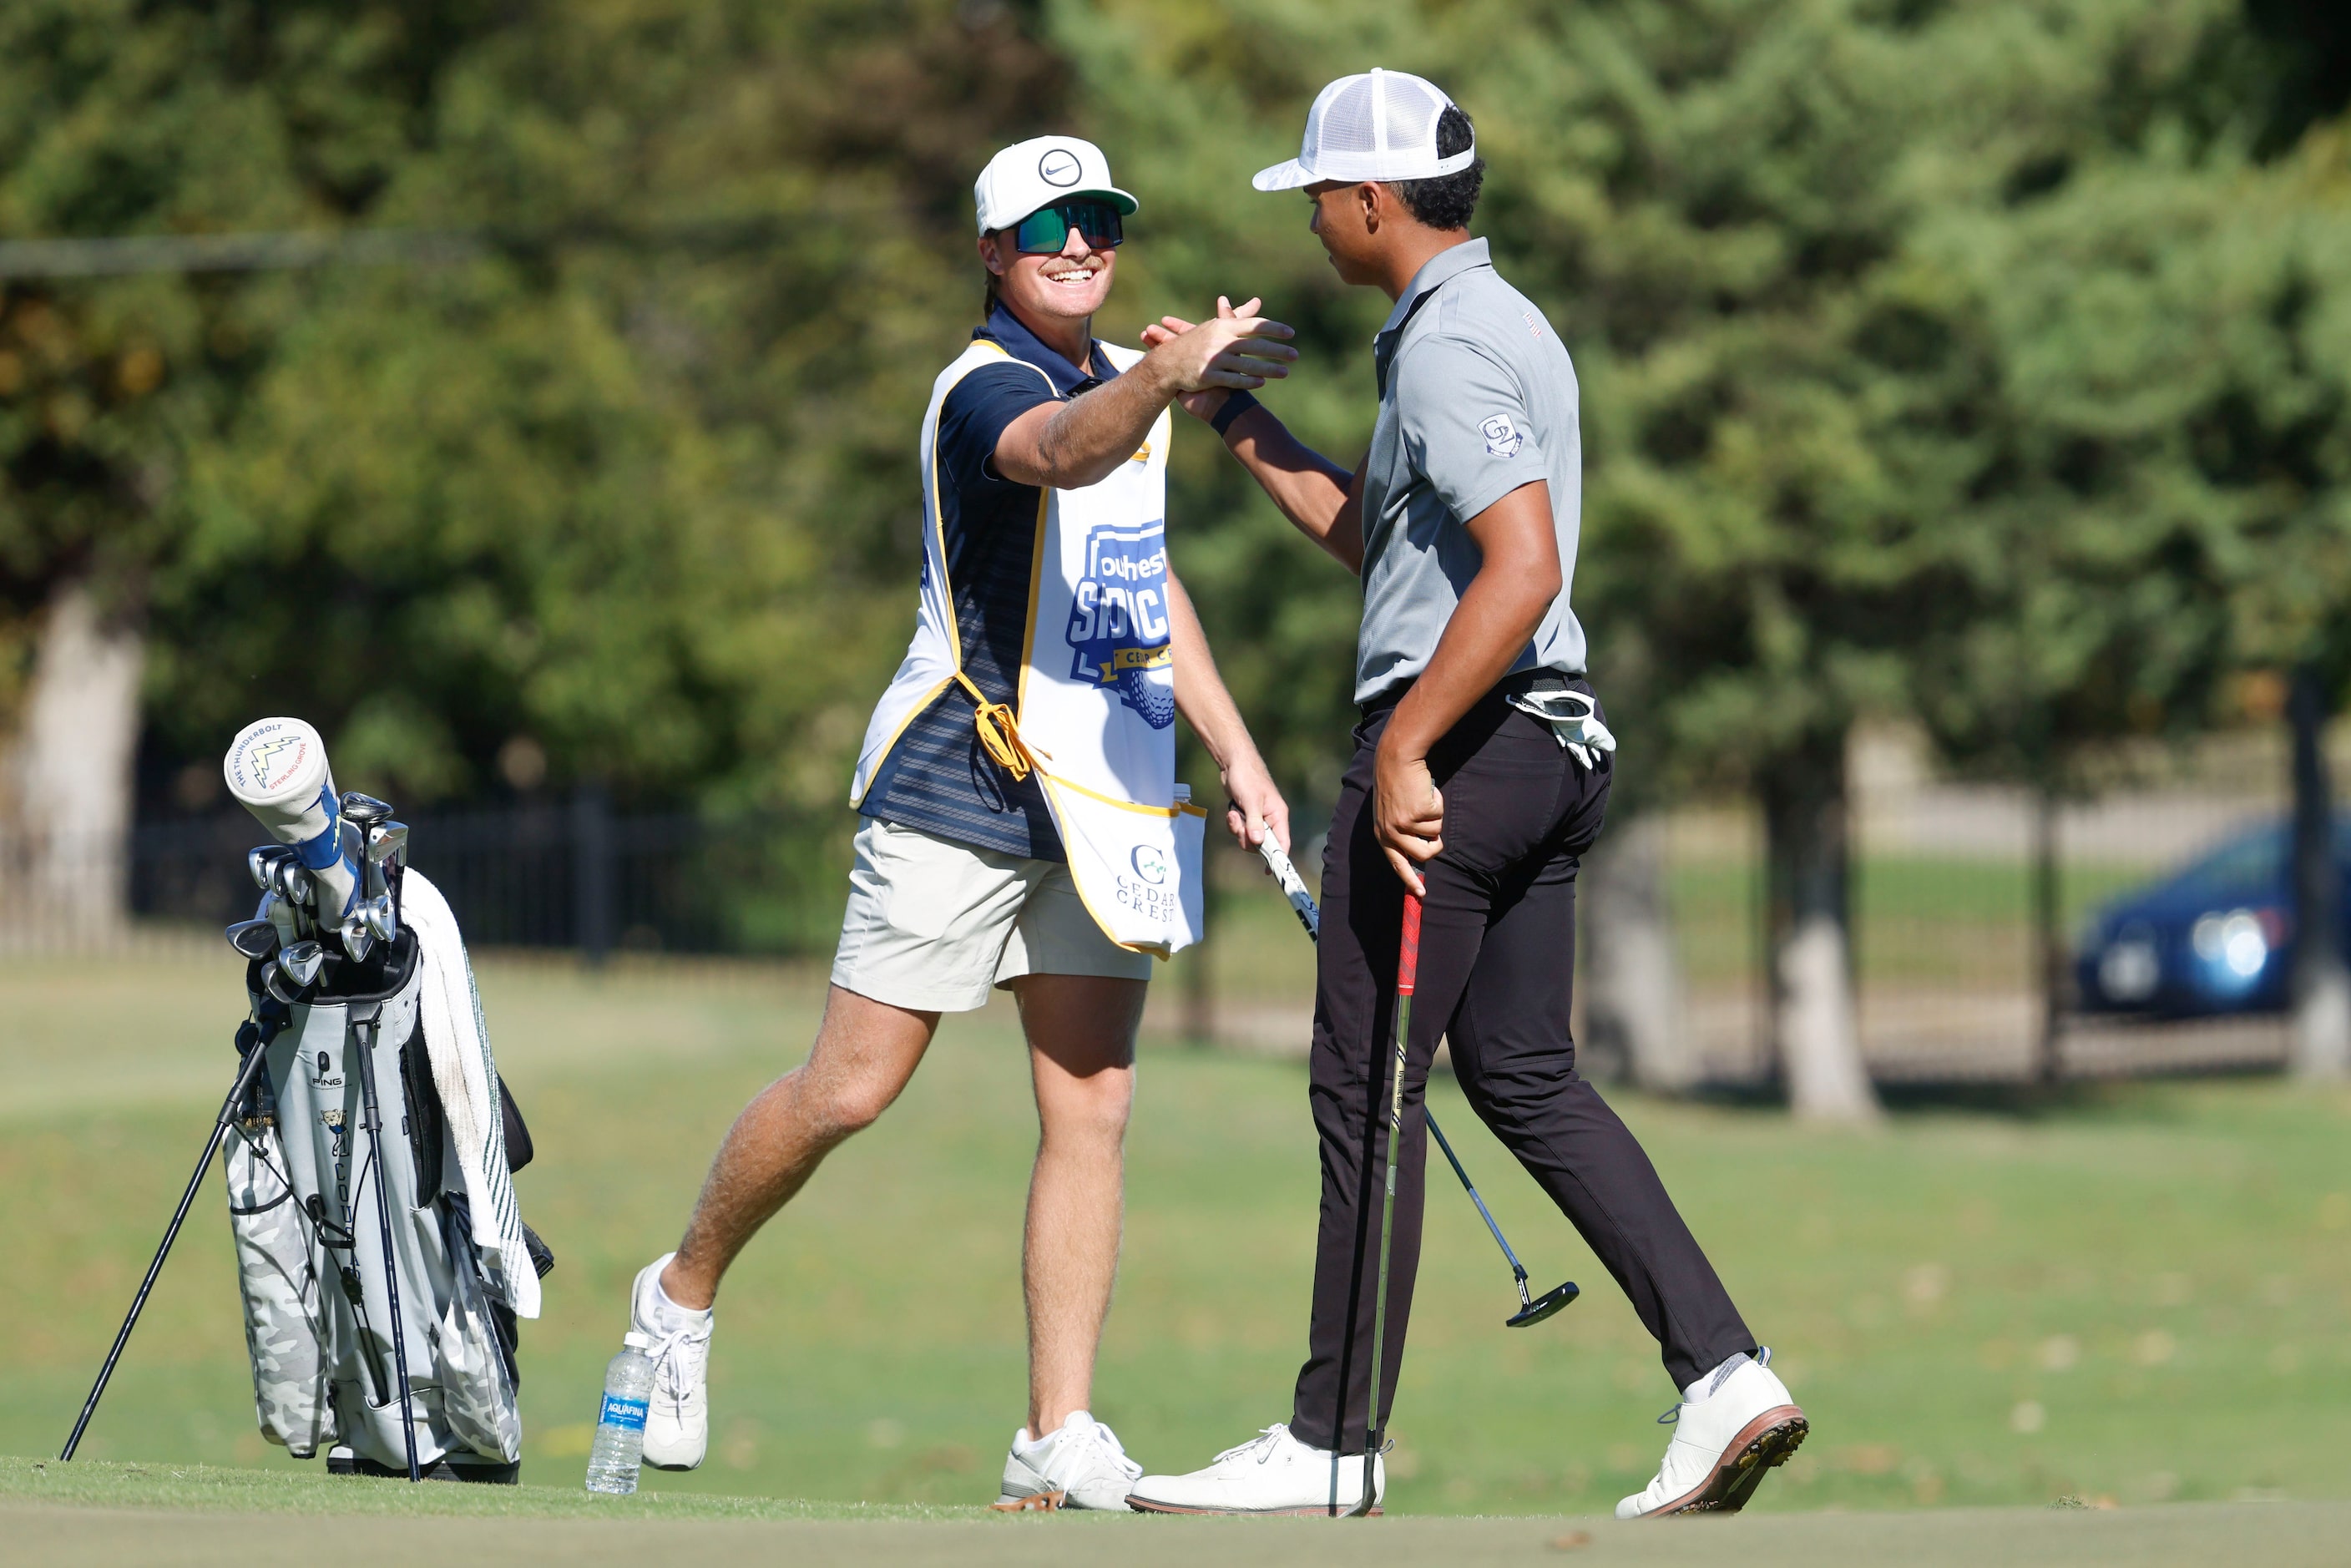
[3,953,2348,1516]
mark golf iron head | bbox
[247,844,294,891]
[224,918,281,963]
[365,821,408,865]
[270,857,314,911]
[259,890,300,948]
[258,958,299,1005]
[280,940,326,989]
[1506,1280,1580,1329]
[364,822,407,902]
[360,894,398,944]
[338,913,375,964]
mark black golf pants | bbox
[1288,684,1755,1454]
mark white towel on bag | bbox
[399,868,540,1320]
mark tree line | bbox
[2,0,2346,1106]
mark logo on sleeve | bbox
[1481,414,1524,458]
[1065,522,1176,729]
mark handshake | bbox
[1135,295,1297,419]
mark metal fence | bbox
[2,792,844,960]
[0,738,2328,1088]
[1652,730,2311,1087]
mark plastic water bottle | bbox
[585,1332,655,1495]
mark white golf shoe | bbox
[1125,1424,1384,1515]
[991,1410,1145,1510]
[1615,1348,1807,1518]
[629,1253,714,1471]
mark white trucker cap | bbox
[973,135,1138,235]
[1253,68,1475,191]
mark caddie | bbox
[614,134,1298,1510]
[1125,73,1808,1518]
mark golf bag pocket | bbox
[433,1198,523,1462]
[225,1125,337,1457]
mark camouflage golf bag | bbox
[225,927,540,1479]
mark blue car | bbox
[2074,821,2351,1017]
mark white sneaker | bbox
[991,1410,1145,1511]
[629,1253,714,1471]
[1125,1424,1385,1516]
[1615,1349,1807,1518]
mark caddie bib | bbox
[852,339,1205,955]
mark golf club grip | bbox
[1398,893,1422,995]
[1256,838,1321,940]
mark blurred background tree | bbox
[1059,0,2351,1111]
[2,0,2347,1085]
[1,0,1066,942]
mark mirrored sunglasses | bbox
[1011,200,1125,255]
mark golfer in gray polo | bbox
[1125,71,1807,1518]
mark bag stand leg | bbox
[352,1004,422,1483]
[61,1014,281,1461]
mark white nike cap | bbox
[1253,68,1474,191]
[973,135,1139,235]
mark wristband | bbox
[1208,389,1260,438]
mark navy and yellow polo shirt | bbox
[857,304,1125,862]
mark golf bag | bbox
[58,730,549,1479]
[224,928,528,1475]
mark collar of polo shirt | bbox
[977,301,1114,394]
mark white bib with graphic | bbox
[852,339,1204,955]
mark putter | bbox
[1427,1116,1579,1328]
[63,1009,286,1460]
[1256,838,1579,1330]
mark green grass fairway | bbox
[4,1462,2348,1568]
[4,952,2349,1522]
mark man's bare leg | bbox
[659,984,939,1311]
[1012,973,1146,1436]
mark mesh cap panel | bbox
[1380,75,1445,157]
[1253,69,1476,190]
[1319,83,1379,158]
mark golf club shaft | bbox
[62,1030,273,1461]
[352,1010,422,1481]
[1257,837,1519,1273]
[1423,1112,1532,1292]
[1359,890,1420,1516]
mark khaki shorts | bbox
[829,817,1155,1013]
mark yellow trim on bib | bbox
[865,341,1059,801]
[1043,771,1209,818]
[953,670,1049,781]
[1013,485,1050,733]
[1037,775,1177,960]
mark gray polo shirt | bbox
[1357,237,1586,706]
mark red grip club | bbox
[1353,890,1420,1515]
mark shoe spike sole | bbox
[1644,1409,1809,1517]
